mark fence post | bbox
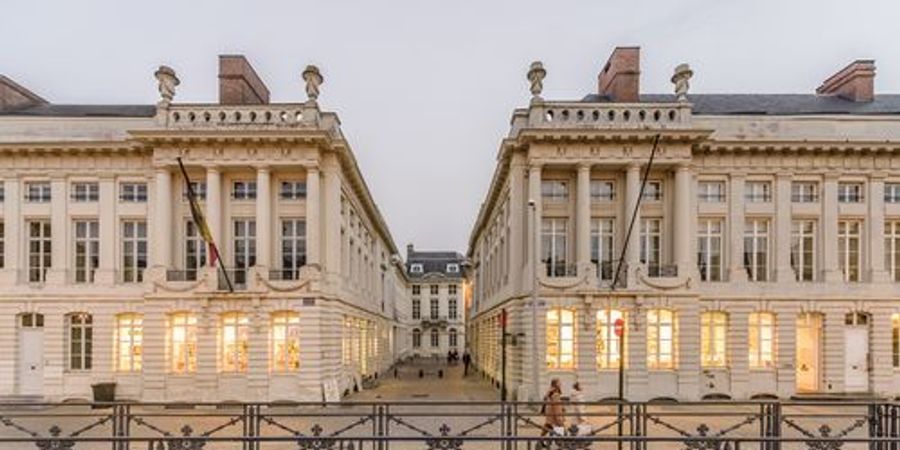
[760,402,782,450]
[111,404,130,450]
[243,404,260,450]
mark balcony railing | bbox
[646,263,678,278]
[596,260,627,288]
[219,268,248,291]
[166,269,200,282]
[268,267,303,281]
[544,261,577,278]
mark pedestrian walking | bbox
[570,382,591,435]
[462,351,471,376]
[540,378,565,439]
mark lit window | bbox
[119,182,148,202]
[590,180,615,201]
[647,309,675,370]
[885,221,900,282]
[791,181,818,203]
[546,308,575,369]
[271,312,301,372]
[745,181,772,203]
[744,219,770,282]
[410,264,423,274]
[642,181,662,201]
[596,309,625,369]
[541,180,569,201]
[838,220,862,282]
[71,182,99,202]
[232,181,257,200]
[169,313,197,374]
[885,183,900,203]
[697,219,723,282]
[342,317,352,362]
[279,181,307,200]
[838,182,864,203]
[749,312,776,369]
[67,313,93,371]
[698,181,726,203]
[221,313,249,372]
[701,312,727,367]
[116,313,143,372]
[791,220,816,282]
[25,181,51,203]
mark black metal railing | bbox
[545,261,577,278]
[597,260,628,288]
[646,263,678,278]
[219,268,248,291]
[0,400,897,450]
[268,267,302,281]
[166,269,200,282]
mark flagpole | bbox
[176,157,234,292]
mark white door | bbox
[844,327,869,392]
[18,329,44,396]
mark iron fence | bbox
[0,400,897,450]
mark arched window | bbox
[701,311,727,367]
[66,313,92,371]
[168,312,197,374]
[596,309,625,369]
[647,309,675,369]
[430,328,440,348]
[271,312,300,372]
[221,312,249,373]
[116,313,143,372]
[749,312,776,368]
[546,307,576,369]
[412,329,421,348]
[449,328,458,348]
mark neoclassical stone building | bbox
[404,244,466,357]
[468,47,900,401]
[0,55,410,402]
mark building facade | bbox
[405,244,467,357]
[0,55,410,402]
[468,47,900,401]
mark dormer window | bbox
[446,263,459,273]
[410,263,423,274]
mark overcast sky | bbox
[3,0,899,254]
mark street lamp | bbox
[528,198,540,403]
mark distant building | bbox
[468,47,900,401]
[405,244,466,357]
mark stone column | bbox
[255,166,271,270]
[97,176,116,284]
[1,178,20,284]
[323,158,342,276]
[624,163,641,283]
[728,173,746,282]
[206,166,223,254]
[152,168,172,268]
[576,163,592,275]
[48,176,68,285]
[305,167,321,268]
[822,174,840,282]
[673,164,692,277]
[775,173,794,283]
[527,164,543,290]
[508,159,525,291]
[869,174,888,283]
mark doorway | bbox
[843,312,870,392]
[796,312,822,392]
[17,313,45,396]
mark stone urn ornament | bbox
[302,65,324,104]
[154,65,180,105]
[527,61,546,102]
[671,63,693,103]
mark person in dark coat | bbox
[462,351,471,376]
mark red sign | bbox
[614,318,625,337]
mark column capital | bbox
[204,164,221,173]
[305,165,320,174]
[577,162,592,172]
[870,171,889,180]
[254,164,270,173]
[675,163,691,173]
[730,171,747,179]
[627,162,641,171]
[776,171,794,180]
[823,171,841,181]
[528,163,543,172]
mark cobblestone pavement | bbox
[0,362,882,450]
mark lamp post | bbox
[528,198,540,403]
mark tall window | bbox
[546,308,575,369]
[838,220,862,282]
[67,313,93,371]
[71,182,99,202]
[73,220,99,283]
[697,219,723,282]
[183,181,206,200]
[0,221,4,269]
[271,312,301,372]
[448,285,457,295]
[838,182,864,203]
[412,285,421,296]
[116,313,143,372]
[0,183,4,202]
[745,181,772,203]
[885,221,900,281]
[640,218,662,277]
[185,220,208,280]
[791,220,816,282]
[169,313,197,374]
[885,183,900,204]
[698,181,726,203]
[430,298,439,319]
[279,181,307,200]
[596,309,624,369]
[892,314,900,368]
[590,180,615,201]
[221,313,249,372]
[412,329,421,348]
[119,182,148,202]
[749,312,776,369]
[122,220,147,283]
[25,181,51,202]
[280,219,306,279]
[233,219,257,286]
[791,181,819,203]
[642,181,663,201]
[448,298,458,319]
[430,285,439,295]
[591,218,615,280]
[232,181,257,200]
[541,180,568,201]
[449,328,458,348]
[430,328,439,347]
[701,312,727,367]
[647,309,675,370]
[28,220,52,283]
[412,299,421,319]
[744,219,770,281]
[542,218,569,277]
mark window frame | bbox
[700,311,728,368]
[596,309,625,370]
[698,180,726,203]
[119,182,148,203]
[67,313,93,371]
[70,182,100,202]
[791,220,817,282]
[231,180,258,200]
[115,313,143,372]
[220,312,249,373]
[546,307,576,370]
[121,220,148,283]
[168,312,197,374]
[697,218,724,282]
[271,312,301,372]
[744,218,771,282]
[646,309,676,370]
[749,312,776,369]
[745,181,772,203]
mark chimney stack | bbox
[406,244,414,259]
[0,75,48,111]
[816,60,875,102]
[597,47,641,102]
[218,55,271,105]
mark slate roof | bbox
[580,94,900,115]
[0,104,156,117]
[406,249,466,279]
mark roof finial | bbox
[302,65,324,105]
[671,63,693,103]
[154,65,179,106]
[527,61,546,103]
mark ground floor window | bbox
[749,312,776,368]
[67,313,93,371]
[221,313,249,372]
[271,312,300,372]
[701,311,727,367]
[169,313,197,374]
[546,308,575,369]
[116,313,143,372]
[596,309,624,369]
[647,309,675,370]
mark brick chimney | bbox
[0,75,48,111]
[816,60,875,102]
[218,55,270,105]
[597,47,640,102]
